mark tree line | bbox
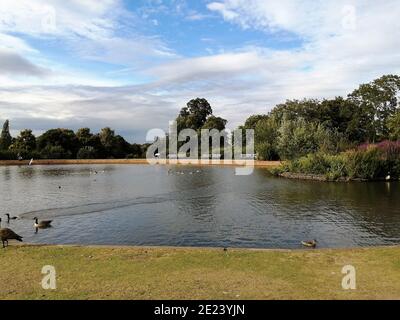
[0,124,147,160]
[241,74,400,161]
[1,75,399,165]
[241,74,400,180]
[0,98,228,160]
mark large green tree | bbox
[348,74,400,142]
[254,116,280,160]
[177,98,213,131]
[243,114,269,130]
[0,120,12,150]
[76,128,93,146]
[10,129,36,153]
[388,110,400,141]
[98,127,131,158]
[202,116,227,131]
[37,129,79,158]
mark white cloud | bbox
[0,0,175,67]
[147,51,266,83]
[0,0,119,38]
[201,0,400,121]
[1,0,400,142]
[0,84,181,142]
[0,49,50,76]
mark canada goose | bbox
[301,239,317,248]
[5,213,18,222]
[0,224,23,248]
[33,217,53,229]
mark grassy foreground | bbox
[0,245,399,300]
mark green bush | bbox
[281,146,391,180]
[0,150,18,160]
[344,147,385,180]
[256,142,279,161]
[40,145,72,159]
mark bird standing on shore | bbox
[0,219,23,248]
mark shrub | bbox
[344,147,384,179]
[77,147,97,159]
[0,150,19,160]
[256,142,279,161]
[281,146,391,180]
[40,145,72,159]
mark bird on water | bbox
[5,213,18,223]
[301,239,318,248]
[33,217,53,229]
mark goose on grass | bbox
[0,219,23,248]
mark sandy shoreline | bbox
[0,159,281,167]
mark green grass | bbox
[0,245,399,300]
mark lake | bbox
[1,164,400,249]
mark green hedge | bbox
[280,146,399,180]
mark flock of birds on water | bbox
[0,213,52,248]
[167,169,203,175]
[0,165,319,250]
[0,210,318,250]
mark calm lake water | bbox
[1,164,400,249]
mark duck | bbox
[301,239,317,248]
[5,213,18,222]
[33,217,53,229]
[0,219,23,248]
[386,172,391,181]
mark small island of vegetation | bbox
[240,74,400,181]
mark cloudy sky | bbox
[0,0,399,142]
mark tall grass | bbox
[280,141,400,180]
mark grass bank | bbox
[0,245,399,300]
[0,159,281,168]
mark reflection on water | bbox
[1,164,400,249]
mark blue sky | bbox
[0,0,399,142]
